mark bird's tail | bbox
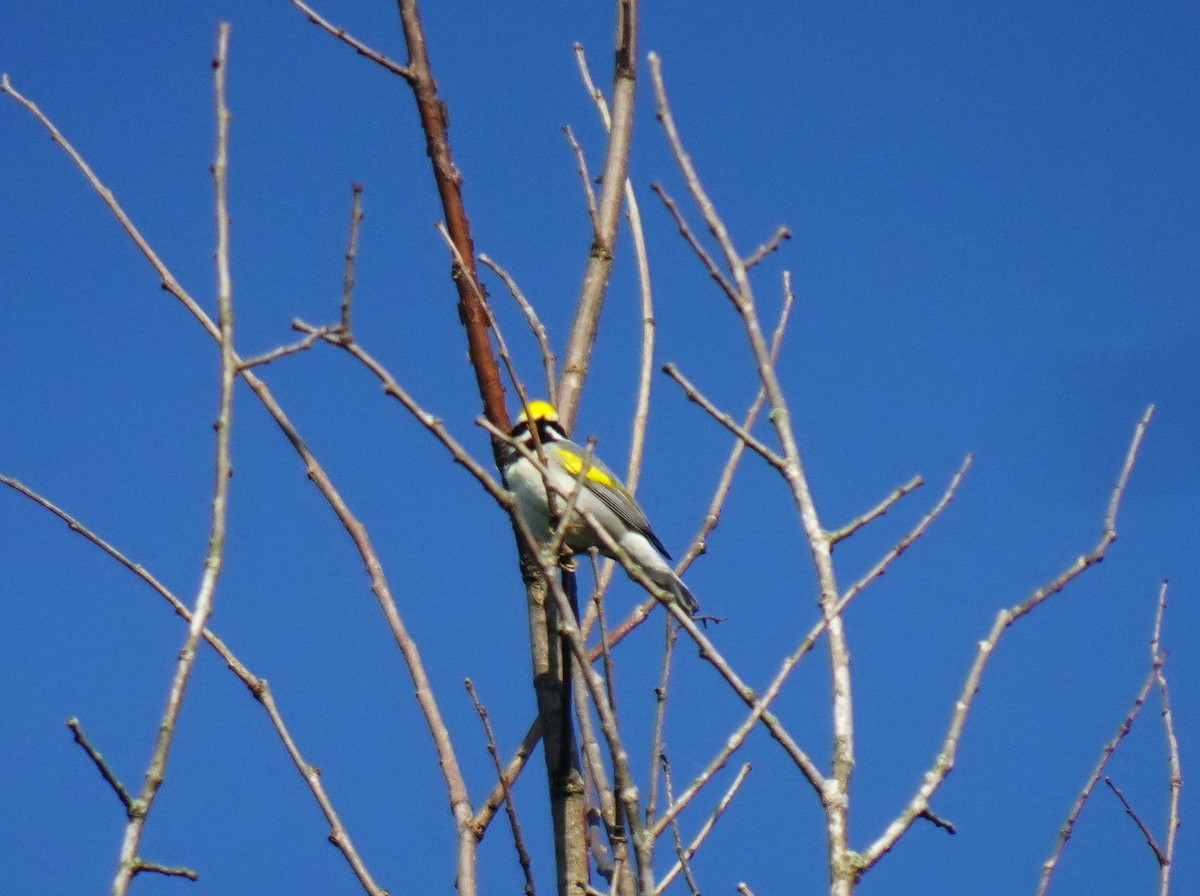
[650,567,699,616]
[616,531,700,616]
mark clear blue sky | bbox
[2,2,1196,894]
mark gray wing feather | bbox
[554,441,673,559]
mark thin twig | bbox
[562,124,598,229]
[436,222,533,422]
[297,324,507,504]
[650,182,735,301]
[646,616,679,829]
[840,457,971,604]
[287,0,414,80]
[742,224,791,269]
[239,326,331,369]
[573,42,607,115]
[465,680,536,896]
[479,253,556,401]
[655,762,752,894]
[340,182,364,333]
[829,475,924,546]
[660,757,702,896]
[581,565,630,887]
[662,363,786,471]
[135,862,199,881]
[917,807,956,835]
[1035,585,1167,895]
[624,161,656,498]
[574,660,619,881]
[557,5,640,429]
[592,556,621,729]
[66,718,133,811]
[1105,777,1165,864]
[470,719,543,832]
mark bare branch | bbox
[239,325,331,369]
[655,762,752,894]
[557,5,640,428]
[66,717,133,812]
[651,57,854,884]
[479,253,557,401]
[465,680,536,896]
[0,476,386,892]
[917,807,956,835]
[589,519,825,790]
[661,363,786,471]
[645,617,679,829]
[471,719,543,833]
[840,456,971,605]
[1,62,431,896]
[572,42,607,118]
[866,405,1156,873]
[1105,777,1165,864]
[650,182,735,301]
[659,757,702,896]
[623,149,656,497]
[571,41,657,495]
[340,182,364,332]
[829,475,924,546]
[563,124,598,229]
[396,0,507,442]
[678,272,794,571]
[436,222,534,420]
[287,0,414,79]
[134,862,199,881]
[573,657,620,884]
[111,29,237,891]
[742,225,791,269]
[298,324,508,504]
[1153,581,1181,896]
[1035,579,1171,896]
[537,552,656,896]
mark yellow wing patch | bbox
[557,448,616,488]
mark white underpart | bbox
[505,453,697,613]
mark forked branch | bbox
[110,28,236,893]
[863,405,1156,873]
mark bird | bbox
[501,399,699,616]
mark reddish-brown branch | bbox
[394,0,507,436]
